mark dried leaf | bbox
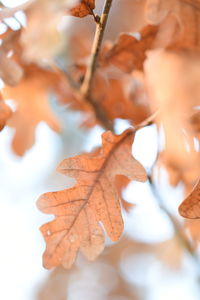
[145,49,200,188]
[145,0,200,50]
[92,69,151,125]
[37,129,147,269]
[158,150,200,193]
[2,64,60,156]
[179,178,200,218]
[70,0,95,18]
[101,25,158,72]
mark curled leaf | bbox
[179,179,200,218]
[70,0,95,18]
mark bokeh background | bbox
[0,0,200,299]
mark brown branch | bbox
[52,61,114,131]
[83,0,100,23]
[54,0,114,131]
[134,110,159,132]
[148,176,198,257]
[148,174,200,279]
[81,0,113,98]
[79,0,114,131]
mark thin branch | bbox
[148,176,196,256]
[81,0,113,98]
[134,110,159,132]
[83,0,100,23]
[148,175,200,277]
[54,0,114,131]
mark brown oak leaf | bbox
[145,49,200,191]
[37,129,147,269]
[70,0,95,18]
[145,0,200,50]
[179,178,200,218]
[91,69,151,125]
[2,64,60,156]
[101,25,158,72]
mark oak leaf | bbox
[91,69,151,125]
[37,129,147,269]
[179,179,200,218]
[145,49,200,190]
[70,0,95,18]
[101,25,158,72]
[2,64,60,156]
[145,0,200,50]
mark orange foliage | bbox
[0,0,200,270]
[37,130,147,268]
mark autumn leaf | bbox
[91,69,151,125]
[158,150,200,194]
[101,25,158,72]
[145,49,200,191]
[179,179,200,218]
[70,0,95,18]
[2,64,60,156]
[145,0,200,50]
[37,129,147,269]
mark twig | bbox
[146,125,200,271]
[83,0,100,23]
[80,0,114,131]
[134,110,159,132]
[54,0,114,131]
[148,174,200,274]
[81,0,113,98]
